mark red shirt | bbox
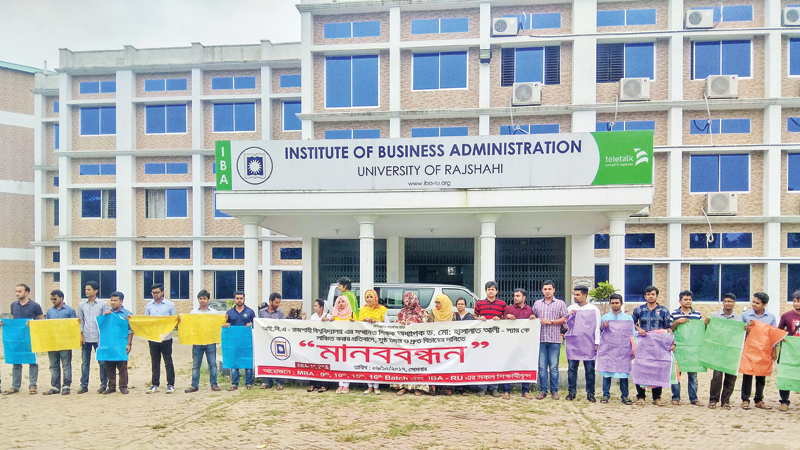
[503,303,534,320]
[474,298,505,319]
[778,310,800,337]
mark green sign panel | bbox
[215,140,232,191]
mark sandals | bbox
[741,401,750,410]
[317,386,328,393]
[335,387,343,394]
[396,388,407,396]
[622,398,633,405]
[671,400,681,406]
[363,388,373,395]
[708,403,717,409]
[600,397,609,404]
[653,399,665,407]
[636,399,645,406]
[722,404,731,410]
[374,389,381,395]
[307,386,318,392]
[29,387,38,395]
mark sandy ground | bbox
[0,336,798,450]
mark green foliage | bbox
[589,282,618,302]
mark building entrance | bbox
[405,238,474,289]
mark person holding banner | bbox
[101,291,133,394]
[259,293,286,390]
[705,293,741,410]
[631,286,672,406]
[776,290,800,412]
[77,280,110,395]
[394,292,431,396]
[307,299,333,393]
[332,296,355,394]
[2,284,44,395]
[740,292,777,410]
[566,285,600,402]
[532,280,568,400]
[359,289,387,395]
[144,283,180,394]
[599,294,634,405]
[454,298,475,321]
[474,281,504,397]
[185,289,222,393]
[669,290,703,407]
[224,292,255,390]
[338,277,359,320]
[43,290,76,395]
[502,289,535,399]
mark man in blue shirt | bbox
[740,292,777,410]
[224,291,255,390]
[102,291,133,395]
[43,290,77,395]
[2,284,44,395]
[631,285,672,406]
[669,290,703,407]
[599,294,635,404]
[145,283,180,394]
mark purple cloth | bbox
[597,320,634,374]
[565,310,597,361]
[631,332,674,388]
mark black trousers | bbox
[709,370,737,405]
[105,361,128,390]
[149,340,175,387]
[635,385,662,400]
[741,374,765,403]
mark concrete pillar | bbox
[241,216,264,311]
[300,11,314,140]
[667,223,682,310]
[606,214,627,300]
[477,214,501,298]
[386,236,404,283]
[572,0,597,105]
[570,235,594,289]
[356,216,379,299]
[115,69,135,309]
[302,237,318,313]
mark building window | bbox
[690,264,750,302]
[594,264,609,287]
[324,21,381,38]
[54,199,59,226]
[625,233,655,249]
[789,265,800,301]
[213,190,231,218]
[691,232,752,249]
[81,270,117,299]
[282,271,303,300]
[215,270,244,300]
[502,12,561,29]
[412,52,467,90]
[82,189,116,218]
[324,129,381,139]
[79,164,116,176]
[788,154,800,191]
[500,46,560,86]
[213,103,255,132]
[325,55,379,108]
[79,247,115,259]
[80,107,116,135]
[169,247,191,259]
[54,101,59,113]
[690,5,753,23]
[144,78,188,92]
[170,270,191,299]
[144,270,165,299]
[625,265,653,302]
[54,124,59,150]
[54,176,59,187]
[597,9,657,26]
[690,154,749,192]
[145,105,187,134]
[79,81,116,94]
[211,76,256,90]
[279,75,301,88]
[594,234,610,249]
[144,162,189,175]
[212,247,244,259]
[690,118,750,135]
[53,251,60,262]
[411,17,468,34]
[790,39,800,76]
[596,43,655,83]
[53,272,60,283]
[282,101,302,131]
[788,233,800,248]
[145,189,188,218]
[280,248,303,260]
[411,127,469,138]
[500,124,559,135]
[692,40,751,79]
[596,121,655,132]
[143,247,166,259]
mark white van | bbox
[325,283,479,322]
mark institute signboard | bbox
[215,131,652,191]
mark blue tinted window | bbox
[597,10,625,26]
[283,101,302,131]
[279,75,301,88]
[143,247,166,259]
[411,128,440,138]
[625,265,653,303]
[100,164,115,175]
[788,117,800,132]
[530,12,560,29]
[145,79,165,92]
[166,163,188,174]
[624,121,655,131]
[789,264,800,301]
[80,164,100,176]
[515,47,544,83]
[53,101,59,113]
[352,21,380,37]
[165,105,187,133]
[54,176,59,187]
[353,129,380,139]
[690,155,720,192]
[170,270,191,299]
[100,107,115,135]
[325,55,379,108]
[625,233,655,249]
[440,17,468,33]
[530,124,559,134]
[324,22,351,38]
[788,233,800,248]
[690,233,720,249]
[54,124,59,149]
[412,18,439,34]
[690,265,720,302]
[325,130,351,140]
[326,56,352,108]
[214,270,239,299]
[233,76,256,89]
[690,119,719,134]
[80,108,100,135]
[282,271,302,299]
[146,105,166,134]
[440,127,469,137]
[721,40,751,78]
[722,5,753,21]
[721,264,750,302]
[100,81,116,93]
[440,52,467,89]
[693,41,721,79]
[413,53,440,90]
[280,248,303,260]
[144,163,166,175]
[788,154,800,191]
[624,43,654,79]
[234,103,255,131]
[234,248,245,259]
[790,39,800,76]
[721,232,752,248]
[80,82,99,94]
[169,247,191,259]
[719,154,749,192]
[594,264,609,287]
[721,118,750,134]
[213,248,233,259]
[100,248,116,259]
[352,55,379,107]
[53,251,60,262]
[146,105,187,134]
[211,77,234,90]
[166,78,187,91]
[80,248,100,259]
[594,233,610,249]
[213,104,233,132]
[626,9,657,25]
[165,189,187,218]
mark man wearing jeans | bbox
[2,284,44,395]
[502,288,536,399]
[670,290,703,406]
[77,281,110,394]
[259,292,286,390]
[632,285,673,406]
[185,290,221,393]
[43,290,76,395]
[566,285,600,402]
[532,280,567,400]
[474,281,506,397]
[145,283,180,394]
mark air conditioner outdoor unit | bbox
[685,9,714,29]
[784,7,800,26]
[512,82,542,106]
[619,78,651,101]
[705,75,738,99]
[630,206,650,217]
[493,17,519,36]
[706,193,737,215]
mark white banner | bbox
[252,318,541,385]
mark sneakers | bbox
[43,388,60,395]
[565,394,576,401]
[600,396,610,404]
[476,390,486,397]
[77,386,88,394]
[184,387,199,393]
[779,403,789,412]
[96,387,106,394]
[166,386,175,394]
[587,395,597,403]
[61,388,70,395]
[146,386,159,394]
[490,389,501,398]
[120,388,129,394]
[102,388,117,395]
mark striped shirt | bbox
[474,299,506,320]
[533,298,568,343]
[670,307,702,322]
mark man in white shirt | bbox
[185,290,221,393]
[565,285,601,402]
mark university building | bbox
[20,0,800,318]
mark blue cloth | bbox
[671,372,699,403]
[501,383,530,394]
[632,303,672,332]
[2,318,36,364]
[599,311,634,378]
[221,326,253,369]
[231,369,254,386]
[538,342,561,394]
[46,304,77,319]
[191,343,218,388]
[226,306,256,327]
[741,310,777,327]
[96,314,129,362]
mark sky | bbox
[0,0,302,70]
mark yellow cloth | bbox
[129,316,178,342]
[333,316,352,321]
[359,305,387,322]
[431,294,454,322]
[29,319,81,352]
[177,314,226,345]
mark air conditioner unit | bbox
[630,206,650,217]
[706,193,737,215]
[492,17,519,36]
[784,7,800,26]
[705,75,738,99]
[619,78,651,101]
[512,82,542,106]
[685,9,714,29]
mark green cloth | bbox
[699,317,745,375]
[673,319,707,373]
[342,290,359,319]
[777,336,800,393]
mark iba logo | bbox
[236,146,273,185]
[271,337,291,360]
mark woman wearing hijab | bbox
[428,294,455,395]
[307,299,332,393]
[393,292,430,396]
[358,289,386,395]
[331,296,354,394]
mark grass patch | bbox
[414,440,441,449]
[298,423,314,432]
[732,424,743,429]
[150,424,166,430]
[387,421,438,438]
[337,431,373,443]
